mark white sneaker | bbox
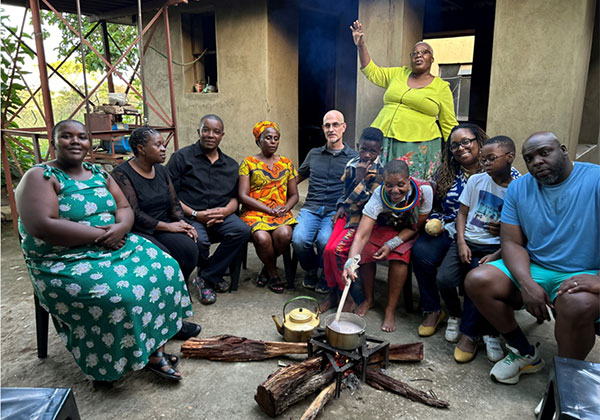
[444,317,461,342]
[483,335,505,362]
[490,343,544,384]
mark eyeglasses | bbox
[480,152,512,165]
[449,138,476,151]
[323,122,343,129]
[409,50,431,58]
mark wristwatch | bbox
[191,210,198,219]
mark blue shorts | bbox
[487,259,598,303]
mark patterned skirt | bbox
[381,137,442,180]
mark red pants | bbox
[323,217,356,290]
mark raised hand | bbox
[350,20,364,47]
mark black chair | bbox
[34,294,49,359]
[234,241,297,291]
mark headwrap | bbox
[253,120,279,141]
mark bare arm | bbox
[373,212,427,261]
[94,175,134,249]
[17,167,106,246]
[350,20,371,68]
[238,174,276,215]
[283,176,299,212]
[456,204,472,264]
[502,222,552,321]
[342,216,377,282]
[296,174,306,184]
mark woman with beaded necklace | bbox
[342,159,433,332]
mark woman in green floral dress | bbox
[17,120,193,382]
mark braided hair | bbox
[435,123,487,199]
[129,127,159,157]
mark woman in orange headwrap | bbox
[238,121,299,293]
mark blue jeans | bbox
[291,207,335,275]
[411,230,453,313]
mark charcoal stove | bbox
[307,328,390,399]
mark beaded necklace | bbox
[380,177,420,213]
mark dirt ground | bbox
[2,224,599,420]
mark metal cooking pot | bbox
[324,312,366,350]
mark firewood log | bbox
[181,335,307,361]
[366,368,449,408]
[255,357,336,417]
[299,382,336,420]
[368,342,424,364]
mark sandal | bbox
[256,268,268,288]
[267,277,285,294]
[147,351,182,381]
[164,352,179,367]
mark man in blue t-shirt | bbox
[465,132,599,385]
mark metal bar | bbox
[5,134,36,156]
[1,134,19,235]
[137,0,148,124]
[124,59,140,96]
[29,0,55,159]
[1,7,28,125]
[6,141,24,177]
[100,21,115,93]
[145,86,171,125]
[40,0,164,120]
[6,47,46,119]
[75,0,92,119]
[31,134,42,163]
[163,6,179,150]
[2,21,99,126]
[1,28,89,101]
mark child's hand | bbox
[457,241,472,264]
[484,221,501,237]
[331,207,345,224]
[373,245,391,261]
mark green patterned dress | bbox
[19,163,193,381]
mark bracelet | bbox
[191,210,198,219]
[344,255,361,272]
[384,236,404,251]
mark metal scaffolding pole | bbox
[29,0,55,153]
[163,6,179,149]
[137,0,148,124]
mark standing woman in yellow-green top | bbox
[351,20,458,179]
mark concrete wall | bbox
[486,0,597,172]
[355,0,424,141]
[144,0,298,164]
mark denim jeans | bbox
[437,240,499,337]
[291,207,335,275]
[411,230,453,313]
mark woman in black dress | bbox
[113,127,201,339]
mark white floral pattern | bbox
[19,164,192,382]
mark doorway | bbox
[297,1,358,164]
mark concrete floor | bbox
[2,224,599,420]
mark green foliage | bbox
[1,10,37,187]
[42,11,138,74]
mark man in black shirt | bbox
[292,110,359,293]
[167,114,250,304]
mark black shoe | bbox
[172,321,202,340]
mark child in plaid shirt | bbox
[320,127,384,312]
